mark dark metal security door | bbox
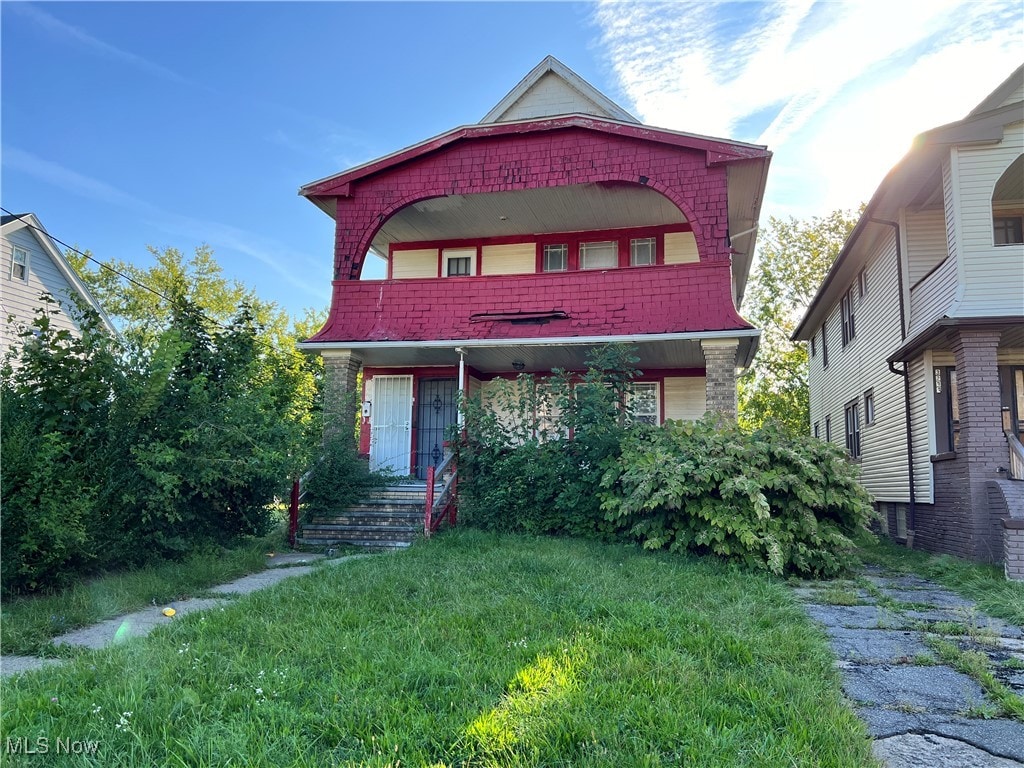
[415,378,458,480]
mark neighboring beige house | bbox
[1,213,115,364]
[793,66,1024,570]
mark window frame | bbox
[579,240,619,271]
[825,415,831,442]
[542,243,568,273]
[626,381,660,426]
[821,320,830,368]
[993,215,1024,246]
[629,237,656,267]
[863,389,875,425]
[844,400,861,458]
[933,365,960,454]
[10,247,28,282]
[442,247,476,278]
[841,287,856,346]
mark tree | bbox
[738,208,861,434]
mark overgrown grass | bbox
[1,531,878,767]
[1,534,281,657]
[855,533,1024,626]
[925,637,1024,721]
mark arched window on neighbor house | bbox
[992,154,1024,245]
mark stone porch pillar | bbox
[701,339,740,419]
[321,349,363,443]
[951,329,1005,562]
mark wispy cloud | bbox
[594,0,1023,218]
[9,3,193,86]
[2,147,328,302]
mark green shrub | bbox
[600,416,875,577]
[457,345,641,537]
[302,434,393,517]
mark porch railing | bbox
[1007,431,1024,481]
[288,464,316,548]
[424,451,458,537]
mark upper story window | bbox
[443,248,475,277]
[858,268,867,298]
[821,320,830,368]
[10,247,28,281]
[994,216,1024,245]
[579,240,618,270]
[841,288,856,346]
[864,389,875,425]
[630,237,656,266]
[810,335,816,357]
[992,155,1023,245]
[543,244,568,272]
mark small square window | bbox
[630,237,655,266]
[10,247,28,281]
[580,240,617,270]
[864,389,875,425]
[447,257,471,276]
[543,244,568,272]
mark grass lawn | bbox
[1,536,278,657]
[1,531,875,767]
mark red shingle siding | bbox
[328,128,731,281]
[309,261,749,343]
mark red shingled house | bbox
[299,57,771,479]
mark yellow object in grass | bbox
[162,608,176,617]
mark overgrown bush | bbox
[302,432,394,518]
[457,345,640,537]
[601,416,875,577]
[1,298,316,593]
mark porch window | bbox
[994,216,1024,245]
[443,248,475,277]
[10,247,28,281]
[630,237,656,266]
[933,366,960,453]
[998,366,1024,443]
[542,244,568,272]
[579,240,617,270]
[627,382,659,425]
[844,400,861,458]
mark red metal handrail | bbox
[425,452,458,537]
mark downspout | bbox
[871,217,916,544]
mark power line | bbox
[0,207,316,364]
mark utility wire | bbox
[1,207,317,364]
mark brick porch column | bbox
[322,349,363,443]
[701,339,740,419]
[951,329,1004,562]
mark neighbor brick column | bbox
[951,329,1004,562]
[701,339,740,419]
[322,349,363,443]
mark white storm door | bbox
[369,375,413,475]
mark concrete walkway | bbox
[793,566,1024,767]
[1,552,371,677]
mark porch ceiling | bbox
[369,183,687,253]
[318,333,760,374]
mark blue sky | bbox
[3,1,1021,320]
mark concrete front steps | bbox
[297,484,437,550]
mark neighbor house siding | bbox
[908,354,934,504]
[1,227,84,360]
[480,243,536,275]
[663,376,707,421]
[808,230,911,502]
[392,248,438,279]
[953,122,1024,318]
